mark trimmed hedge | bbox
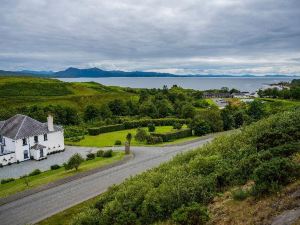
[88,118,187,135]
[88,124,125,135]
[151,128,192,142]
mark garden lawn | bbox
[0,151,124,199]
[66,126,189,147]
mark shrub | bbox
[50,164,61,170]
[86,153,96,161]
[151,129,192,142]
[29,169,41,176]
[96,150,104,157]
[72,208,100,225]
[103,150,113,158]
[65,153,84,171]
[148,123,156,132]
[146,135,163,144]
[17,160,20,164]
[88,124,125,135]
[1,178,15,184]
[134,128,148,142]
[231,188,249,201]
[171,203,209,225]
[114,140,122,145]
[173,122,183,130]
[0,163,3,168]
[190,119,211,136]
[252,157,300,196]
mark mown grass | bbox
[66,126,189,147]
[0,151,124,198]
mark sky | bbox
[0,0,300,75]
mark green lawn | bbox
[0,151,124,198]
[66,126,190,147]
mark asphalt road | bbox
[0,137,212,225]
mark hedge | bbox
[88,124,125,135]
[151,128,192,142]
[88,118,187,135]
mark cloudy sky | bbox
[0,0,300,75]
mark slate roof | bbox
[0,114,63,140]
[31,144,46,150]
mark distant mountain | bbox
[54,67,178,78]
[0,67,299,78]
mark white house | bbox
[0,114,64,166]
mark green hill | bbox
[0,76,136,120]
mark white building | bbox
[0,114,64,166]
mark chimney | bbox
[47,115,54,132]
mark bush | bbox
[148,123,156,132]
[190,119,211,136]
[0,163,3,168]
[1,178,15,184]
[134,128,148,142]
[103,150,113,158]
[252,157,300,196]
[173,122,183,130]
[65,153,84,171]
[231,188,249,201]
[151,129,192,142]
[86,153,96,161]
[72,208,100,225]
[29,169,41,176]
[88,124,125,135]
[50,164,61,170]
[171,203,209,225]
[146,135,163,144]
[114,140,122,145]
[96,150,104,157]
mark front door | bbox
[40,149,44,158]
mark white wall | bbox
[0,153,16,165]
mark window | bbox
[22,138,27,146]
[1,145,4,154]
[24,150,29,159]
[44,134,48,141]
[34,136,38,143]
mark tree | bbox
[190,118,211,136]
[197,109,223,132]
[156,99,174,117]
[65,153,84,171]
[84,105,99,121]
[134,128,148,142]
[221,109,234,131]
[181,103,196,119]
[99,104,112,118]
[247,100,265,120]
[139,100,158,118]
[108,99,128,116]
[234,111,245,128]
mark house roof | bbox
[31,144,46,150]
[0,114,62,140]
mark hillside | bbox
[71,110,300,225]
[0,76,136,120]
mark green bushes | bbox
[173,122,183,130]
[29,169,41,176]
[103,150,113,158]
[114,140,122,145]
[86,153,96,160]
[148,123,156,132]
[134,128,148,142]
[146,135,163,144]
[171,203,209,225]
[231,188,249,201]
[64,154,84,171]
[88,124,125,135]
[252,157,300,196]
[75,110,300,225]
[151,128,192,142]
[1,178,15,184]
[96,150,104,157]
[50,164,61,170]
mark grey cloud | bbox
[0,0,299,74]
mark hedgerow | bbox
[73,110,300,225]
[151,128,192,142]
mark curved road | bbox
[0,137,212,225]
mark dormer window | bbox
[23,138,27,146]
[34,136,38,143]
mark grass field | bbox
[66,126,192,147]
[0,151,124,198]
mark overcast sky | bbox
[0,0,300,75]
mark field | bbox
[0,151,124,198]
[0,76,136,119]
[66,125,194,147]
